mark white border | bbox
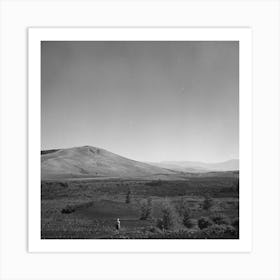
[28,27,252,253]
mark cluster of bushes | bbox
[139,197,195,230]
[138,196,239,239]
[112,224,238,239]
[198,217,213,229]
[200,224,238,239]
[175,198,195,229]
[156,200,180,230]
[196,213,239,238]
[198,213,231,229]
[61,201,94,214]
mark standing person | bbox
[115,218,121,231]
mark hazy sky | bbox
[41,41,239,163]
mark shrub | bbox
[61,201,94,214]
[202,195,213,211]
[157,200,179,230]
[139,198,153,220]
[210,213,230,225]
[125,189,131,204]
[182,209,195,228]
[231,218,239,230]
[59,182,69,188]
[201,224,238,239]
[175,198,194,228]
[156,218,164,230]
[61,205,75,214]
[149,226,162,234]
[198,217,213,230]
[176,197,188,217]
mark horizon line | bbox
[41,144,239,164]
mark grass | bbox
[41,176,239,239]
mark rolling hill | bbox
[41,146,179,180]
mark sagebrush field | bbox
[41,175,239,239]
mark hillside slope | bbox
[41,146,178,180]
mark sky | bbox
[41,41,239,163]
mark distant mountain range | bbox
[147,159,239,173]
[41,146,239,180]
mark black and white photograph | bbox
[3,0,280,279]
[41,40,240,239]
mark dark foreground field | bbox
[41,175,239,239]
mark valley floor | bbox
[41,177,239,239]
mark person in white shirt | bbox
[115,218,120,231]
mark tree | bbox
[182,208,194,228]
[158,199,179,230]
[176,197,188,217]
[139,198,153,220]
[202,195,213,211]
[175,198,194,228]
[125,189,131,204]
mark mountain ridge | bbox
[41,145,178,180]
[41,145,239,180]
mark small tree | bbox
[176,198,194,228]
[202,195,213,211]
[125,189,131,204]
[158,199,179,230]
[176,197,188,217]
[139,198,153,220]
[182,208,194,228]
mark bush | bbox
[176,198,188,217]
[149,226,163,234]
[182,209,195,228]
[198,217,213,230]
[139,198,153,220]
[231,218,239,230]
[125,189,131,204]
[157,200,179,230]
[59,182,69,188]
[201,224,238,239]
[156,218,164,230]
[175,198,194,228]
[202,195,213,211]
[61,205,75,214]
[210,213,230,225]
[61,201,94,214]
